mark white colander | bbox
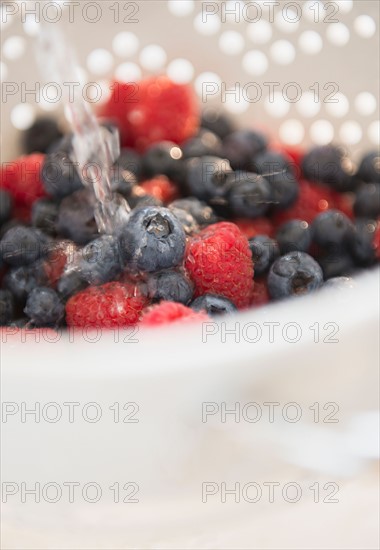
[1,2,379,549]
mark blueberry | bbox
[147,270,194,304]
[317,252,354,279]
[354,183,380,219]
[268,252,323,299]
[350,219,378,266]
[0,190,13,226]
[24,287,64,327]
[169,198,217,227]
[223,130,268,170]
[276,220,312,254]
[249,150,294,176]
[185,156,232,203]
[78,235,123,285]
[201,109,235,139]
[115,147,142,179]
[227,172,272,218]
[356,151,380,183]
[22,117,63,154]
[3,261,48,302]
[0,289,14,325]
[31,199,58,236]
[0,226,49,267]
[141,142,185,184]
[56,189,99,245]
[57,270,88,301]
[111,169,138,199]
[47,134,73,155]
[312,209,354,252]
[118,206,186,273]
[42,150,83,199]
[182,129,223,158]
[190,294,237,316]
[169,207,199,235]
[301,145,355,191]
[249,235,280,276]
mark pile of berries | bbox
[1,76,379,329]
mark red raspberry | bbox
[139,176,179,204]
[185,222,254,309]
[272,180,353,227]
[233,217,275,238]
[100,77,200,152]
[66,282,148,328]
[249,279,269,308]
[140,301,209,327]
[0,154,47,207]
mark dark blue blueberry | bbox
[24,287,64,327]
[111,169,138,199]
[0,289,14,325]
[141,142,185,184]
[223,130,268,170]
[317,252,354,279]
[201,109,235,139]
[47,134,73,154]
[182,129,223,159]
[268,252,323,299]
[301,145,355,191]
[248,151,299,210]
[350,219,378,266]
[147,270,194,304]
[227,172,272,218]
[115,147,142,179]
[0,190,13,226]
[31,199,58,236]
[190,294,237,316]
[0,226,49,267]
[57,270,88,301]
[323,276,355,290]
[276,220,312,254]
[312,209,354,252]
[249,235,280,276]
[78,235,123,285]
[22,117,63,154]
[169,207,199,235]
[185,156,232,203]
[356,151,380,183]
[354,183,380,219]
[118,206,186,273]
[169,198,218,227]
[3,261,48,303]
[268,172,299,210]
[56,189,99,245]
[9,318,30,328]
[41,149,83,199]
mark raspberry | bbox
[233,217,275,238]
[140,301,209,327]
[0,154,47,208]
[184,222,254,308]
[66,282,148,328]
[271,142,304,172]
[249,279,269,308]
[100,77,200,152]
[272,180,353,228]
[139,177,179,204]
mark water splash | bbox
[36,22,129,234]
